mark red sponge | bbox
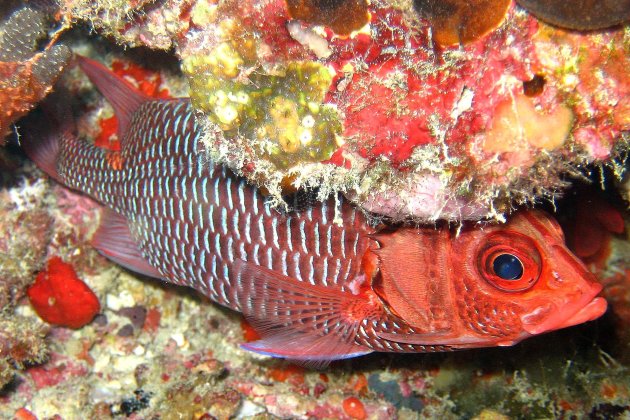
[27,257,100,329]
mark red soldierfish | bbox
[24,56,607,364]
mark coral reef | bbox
[0,145,101,389]
[0,0,629,418]
[0,145,628,418]
[0,312,48,390]
[0,184,628,417]
[52,0,630,221]
[0,5,70,144]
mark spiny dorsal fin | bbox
[234,259,372,366]
[75,55,151,138]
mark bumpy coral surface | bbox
[57,0,629,221]
[0,167,53,389]
[0,6,70,144]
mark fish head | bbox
[478,210,607,342]
[371,209,607,348]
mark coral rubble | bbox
[0,172,53,389]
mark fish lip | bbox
[521,284,607,336]
[560,297,607,328]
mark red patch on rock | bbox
[27,257,100,329]
[143,307,162,333]
[268,364,305,385]
[342,396,367,420]
[111,60,171,99]
[13,408,37,420]
[240,318,261,342]
[93,60,172,152]
[94,115,120,151]
[28,364,65,389]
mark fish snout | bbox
[520,294,607,336]
[519,244,607,336]
[520,275,606,336]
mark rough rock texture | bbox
[56,0,629,221]
[0,165,53,389]
[0,5,71,143]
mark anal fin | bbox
[92,208,162,279]
[242,331,373,369]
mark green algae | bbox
[184,54,341,169]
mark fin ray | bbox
[75,55,150,137]
[92,208,162,278]
[234,259,372,363]
[21,91,76,183]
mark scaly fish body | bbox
[61,98,371,310]
[24,56,607,363]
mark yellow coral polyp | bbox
[212,90,229,107]
[228,91,250,105]
[270,96,299,125]
[214,104,239,127]
[185,54,341,168]
[298,127,313,146]
[302,115,315,128]
[208,43,243,79]
[183,46,243,81]
[269,96,301,153]
[307,102,320,114]
[277,130,300,153]
[190,0,218,27]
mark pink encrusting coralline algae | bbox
[135,0,630,220]
[2,0,628,221]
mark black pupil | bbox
[493,254,524,280]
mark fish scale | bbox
[59,98,373,311]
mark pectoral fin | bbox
[234,259,372,366]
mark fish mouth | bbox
[521,284,607,336]
[561,297,607,328]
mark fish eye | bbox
[492,254,524,280]
[477,233,542,293]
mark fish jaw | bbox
[520,283,607,336]
[562,297,608,328]
[506,213,609,340]
[519,243,607,336]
